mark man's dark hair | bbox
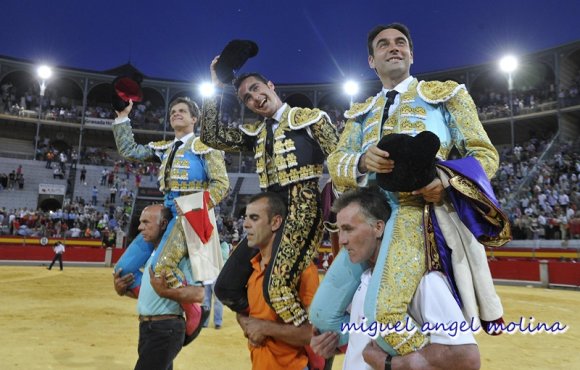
[367,22,413,56]
[169,96,200,118]
[248,192,287,221]
[233,72,269,93]
[332,186,391,224]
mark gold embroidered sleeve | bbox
[327,118,364,191]
[200,97,254,153]
[203,148,229,208]
[112,121,156,162]
[445,89,499,179]
[310,113,339,158]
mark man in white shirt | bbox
[310,187,479,370]
[69,226,82,238]
[47,241,65,271]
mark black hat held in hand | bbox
[215,40,259,84]
[111,72,144,112]
[375,131,440,192]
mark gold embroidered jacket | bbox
[112,121,229,208]
[328,79,498,191]
[200,98,338,189]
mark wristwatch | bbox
[384,353,392,370]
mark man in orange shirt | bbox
[236,192,319,370]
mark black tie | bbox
[164,140,183,184]
[265,118,275,156]
[382,90,399,125]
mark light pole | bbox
[499,56,518,148]
[343,80,359,107]
[34,65,53,160]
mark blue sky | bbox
[2,0,579,84]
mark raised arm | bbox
[199,97,253,152]
[112,101,157,162]
[199,57,255,152]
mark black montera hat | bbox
[215,40,259,84]
[111,72,144,112]
[375,131,440,192]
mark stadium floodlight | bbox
[499,55,518,148]
[499,55,518,75]
[37,65,53,81]
[343,80,359,97]
[343,80,359,107]
[199,82,215,98]
[37,65,53,96]
[34,65,53,160]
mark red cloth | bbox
[184,191,214,244]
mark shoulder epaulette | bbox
[417,80,466,104]
[191,137,214,154]
[240,121,265,136]
[148,140,173,150]
[288,107,329,129]
[344,91,382,119]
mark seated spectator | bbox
[92,228,101,239]
[69,225,82,238]
[53,167,65,179]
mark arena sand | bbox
[0,266,578,369]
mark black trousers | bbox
[48,253,63,270]
[135,318,184,370]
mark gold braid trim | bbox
[448,176,511,247]
[191,137,213,155]
[203,148,229,208]
[267,180,323,325]
[240,121,265,136]
[417,80,465,104]
[424,204,441,271]
[200,97,252,152]
[344,91,382,119]
[438,162,512,247]
[154,217,188,288]
[306,111,339,158]
[327,119,363,191]
[288,107,327,129]
[148,140,173,150]
[443,88,499,178]
[376,203,428,355]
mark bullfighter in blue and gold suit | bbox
[112,97,229,340]
[200,59,339,327]
[312,23,511,363]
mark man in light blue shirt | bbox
[114,204,204,370]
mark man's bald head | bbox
[138,204,172,245]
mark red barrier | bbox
[0,235,102,248]
[0,245,124,263]
[488,259,540,281]
[548,261,580,286]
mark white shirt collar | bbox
[270,103,288,123]
[382,75,414,95]
[175,132,194,144]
